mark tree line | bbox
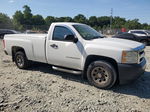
[0,5,150,31]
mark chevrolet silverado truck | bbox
[3,22,146,89]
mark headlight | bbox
[122,51,138,64]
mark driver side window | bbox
[53,26,73,41]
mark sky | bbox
[0,0,150,24]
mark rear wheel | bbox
[14,51,30,69]
[87,60,117,89]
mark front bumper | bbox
[118,58,146,85]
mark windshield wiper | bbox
[91,36,104,40]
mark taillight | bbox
[2,39,5,48]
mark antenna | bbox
[110,8,113,31]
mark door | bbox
[124,34,136,40]
[119,33,136,41]
[46,26,83,70]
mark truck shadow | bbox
[28,63,88,85]
[112,71,150,99]
[28,63,150,99]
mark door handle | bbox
[50,44,58,49]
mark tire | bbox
[14,51,30,69]
[87,60,117,89]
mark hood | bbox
[88,38,144,51]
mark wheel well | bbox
[83,55,119,83]
[12,46,25,62]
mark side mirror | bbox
[64,35,78,43]
[73,38,78,43]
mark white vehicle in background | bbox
[3,22,146,89]
[128,30,150,36]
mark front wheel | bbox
[87,60,117,89]
[14,51,30,69]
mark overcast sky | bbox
[0,0,150,24]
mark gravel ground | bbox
[0,40,150,112]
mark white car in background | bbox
[128,30,150,36]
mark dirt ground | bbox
[0,40,150,112]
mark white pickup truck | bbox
[3,22,146,89]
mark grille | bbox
[138,49,145,63]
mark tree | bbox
[10,5,150,32]
[124,19,142,29]
[142,23,149,30]
[0,13,13,29]
[32,15,45,25]
[89,16,98,27]
[63,17,73,22]
[45,16,56,26]
[74,14,87,24]
[97,16,110,28]
[112,17,126,29]
[32,15,46,30]
[146,25,150,30]
[13,11,24,24]
[56,17,73,22]
[13,11,24,30]
[23,5,32,25]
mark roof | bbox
[51,22,84,26]
[129,30,148,31]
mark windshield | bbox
[73,24,103,40]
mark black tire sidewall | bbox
[14,51,29,69]
[87,61,117,89]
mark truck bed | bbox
[4,34,47,63]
